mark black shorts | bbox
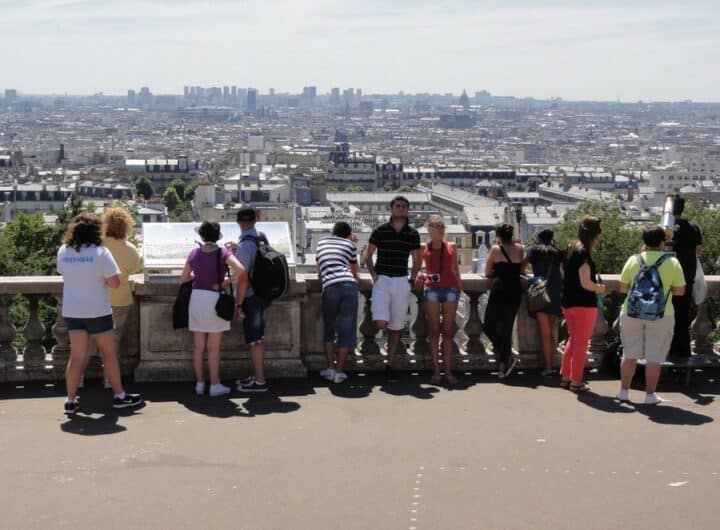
[64,314,115,336]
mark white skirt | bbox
[189,289,231,333]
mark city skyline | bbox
[1,0,719,102]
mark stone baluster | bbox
[51,295,71,375]
[358,287,383,370]
[691,300,713,357]
[410,290,428,369]
[22,294,46,377]
[462,290,487,368]
[587,300,609,368]
[0,295,18,379]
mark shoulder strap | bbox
[499,244,512,263]
[636,254,646,269]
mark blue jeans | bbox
[322,282,359,349]
[424,287,461,304]
[241,296,270,345]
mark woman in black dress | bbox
[484,223,526,378]
[526,229,564,376]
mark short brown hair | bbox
[103,206,134,239]
[390,195,410,208]
[62,213,103,251]
[577,215,602,249]
[642,225,666,248]
[495,223,514,244]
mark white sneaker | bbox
[644,393,663,405]
[195,381,206,395]
[333,372,348,384]
[209,383,231,397]
[615,389,629,402]
[320,368,335,381]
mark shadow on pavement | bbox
[576,392,636,414]
[637,403,714,426]
[61,413,128,436]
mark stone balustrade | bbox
[1,273,719,383]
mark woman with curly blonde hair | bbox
[101,206,141,359]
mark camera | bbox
[428,273,441,283]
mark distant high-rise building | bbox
[231,86,237,101]
[138,86,152,107]
[223,86,230,101]
[269,88,275,96]
[303,86,317,100]
[246,88,257,113]
[330,87,340,105]
[459,89,470,109]
[474,90,491,103]
[183,86,190,98]
[343,88,354,103]
[4,89,17,102]
[127,89,137,107]
[356,88,362,99]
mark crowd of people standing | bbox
[55,194,704,415]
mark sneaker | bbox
[195,381,206,395]
[497,371,506,380]
[239,379,268,393]
[541,368,553,378]
[616,389,629,402]
[333,372,348,384]
[64,398,79,415]
[112,393,143,409]
[236,376,255,389]
[644,393,664,405]
[505,356,520,377]
[320,368,336,381]
[209,383,231,397]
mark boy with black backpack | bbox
[616,225,686,405]
[226,207,290,392]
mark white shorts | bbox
[189,289,231,333]
[619,312,674,364]
[371,275,411,331]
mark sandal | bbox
[570,382,590,393]
[559,380,571,389]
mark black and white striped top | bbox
[316,236,358,288]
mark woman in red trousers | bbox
[560,216,605,393]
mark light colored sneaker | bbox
[195,381,206,395]
[333,372,348,384]
[209,383,231,397]
[615,389,629,402]
[644,393,663,405]
[320,368,336,381]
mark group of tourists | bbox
[56,193,703,415]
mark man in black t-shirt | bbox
[669,195,703,358]
[364,196,421,379]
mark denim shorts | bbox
[423,287,461,304]
[64,314,115,336]
[241,295,270,345]
[322,282,359,349]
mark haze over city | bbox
[2,0,719,102]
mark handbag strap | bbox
[216,248,233,297]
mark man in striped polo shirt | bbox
[364,196,422,379]
[316,222,359,384]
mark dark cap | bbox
[236,207,256,223]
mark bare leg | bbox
[644,362,662,395]
[336,347,349,373]
[441,302,458,383]
[536,313,555,370]
[95,331,123,395]
[425,302,442,380]
[192,332,207,383]
[250,343,266,383]
[620,358,637,391]
[324,341,335,370]
[206,332,223,386]
[66,331,90,401]
[386,329,401,367]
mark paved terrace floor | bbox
[2,370,719,530]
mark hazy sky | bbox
[2,0,719,101]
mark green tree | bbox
[0,214,58,275]
[169,179,187,201]
[135,176,154,200]
[345,185,365,192]
[162,187,181,211]
[185,180,199,201]
[527,176,540,192]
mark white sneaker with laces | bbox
[320,368,335,381]
[616,389,629,402]
[644,393,663,405]
[209,383,231,397]
[195,381,206,395]
[333,372,348,384]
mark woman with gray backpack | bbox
[616,225,686,405]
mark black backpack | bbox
[241,233,289,301]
